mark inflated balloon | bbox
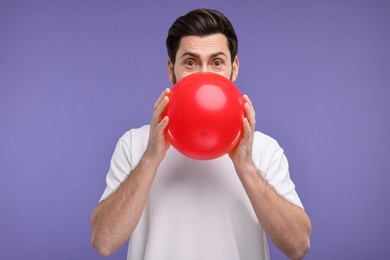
[163,72,245,160]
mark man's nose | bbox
[200,65,209,73]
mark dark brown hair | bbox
[166,8,238,64]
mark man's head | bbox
[166,9,239,83]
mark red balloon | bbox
[163,72,245,160]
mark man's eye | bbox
[185,60,196,66]
[213,60,223,66]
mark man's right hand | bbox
[91,88,172,256]
[144,88,171,164]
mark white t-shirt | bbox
[100,125,303,260]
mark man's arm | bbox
[229,95,311,260]
[90,89,170,256]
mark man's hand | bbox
[145,88,171,163]
[91,88,172,256]
[229,95,256,172]
[228,95,311,259]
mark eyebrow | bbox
[180,51,228,59]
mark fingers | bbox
[152,88,170,126]
[155,96,169,119]
[158,115,169,133]
[154,88,170,111]
[145,89,172,161]
[243,95,256,130]
[229,95,256,164]
[242,117,251,140]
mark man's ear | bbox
[167,59,175,83]
[232,56,239,82]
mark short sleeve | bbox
[99,135,132,202]
[252,132,303,209]
[98,125,150,202]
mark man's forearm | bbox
[236,163,311,260]
[90,154,160,256]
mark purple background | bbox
[1,1,389,259]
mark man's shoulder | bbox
[252,130,284,161]
[120,124,150,139]
[254,130,280,147]
[117,125,150,149]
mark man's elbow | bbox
[289,237,310,260]
[91,234,117,257]
[290,212,311,259]
[90,208,116,256]
[287,222,311,259]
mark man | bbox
[91,8,311,260]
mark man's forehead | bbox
[177,34,230,57]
